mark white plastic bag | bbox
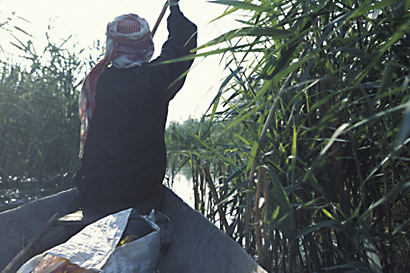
[18,209,160,273]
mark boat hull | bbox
[0,187,266,273]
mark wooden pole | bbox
[151,2,168,38]
[2,213,59,273]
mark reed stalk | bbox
[254,167,264,267]
[204,165,231,236]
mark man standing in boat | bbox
[72,0,197,215]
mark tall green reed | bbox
[173,0,410,271]
[0,34,84,199]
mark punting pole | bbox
[151,2,168,38]
[2,213,59,273]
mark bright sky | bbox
[0,0,241,123]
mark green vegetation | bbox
[2,0,410,271]
[168,0,410,271]
[0,16,85,208]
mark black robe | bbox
[73,5,197,213]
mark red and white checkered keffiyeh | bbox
[79,14,154,157]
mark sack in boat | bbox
[17,209,160,273]
[30,254,94,272]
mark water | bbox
[0,172,195,212]
[0,186,45,212]
[167,172,194,208]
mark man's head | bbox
[105,14,155,69]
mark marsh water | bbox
[0,172,194,212]
[167,171,195,207]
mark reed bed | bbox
[0,33,84,209]
[167,0,410,271]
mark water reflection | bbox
[167,172,194,208]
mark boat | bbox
[0,187,266,273]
